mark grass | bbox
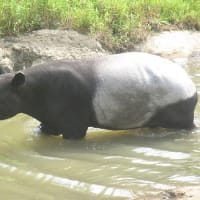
[0,0,200,52]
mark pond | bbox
[0,65,200,200]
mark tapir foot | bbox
[39,123,61,136]
[62,126,88,140]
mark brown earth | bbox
[0,29,106,72]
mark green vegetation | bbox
[0,0,200,51]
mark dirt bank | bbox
[0,29,106,72]
[0,30,200,72]
[137,31,200,68]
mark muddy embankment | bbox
[0,29,106,72]
[0,30,200,72]
[0,29,200,200]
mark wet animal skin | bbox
[0,52,197,139]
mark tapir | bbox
[0,52,197,139]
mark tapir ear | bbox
[12,72,25,87]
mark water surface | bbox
[0,66,200,199]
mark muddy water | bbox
[0,67,200,200]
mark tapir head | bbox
[0,71,25,119]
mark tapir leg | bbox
[147,93,198,129]
[39,123,61,136]
[62,125,88,139]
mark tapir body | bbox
[0,52,197,139]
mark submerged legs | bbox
[39,122,88,139]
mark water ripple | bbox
[0,162,135,199]
[132,147,190,160]
[170,175,200,184]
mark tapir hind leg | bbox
[146,93,198,129]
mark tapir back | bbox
[91,52,197,129]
